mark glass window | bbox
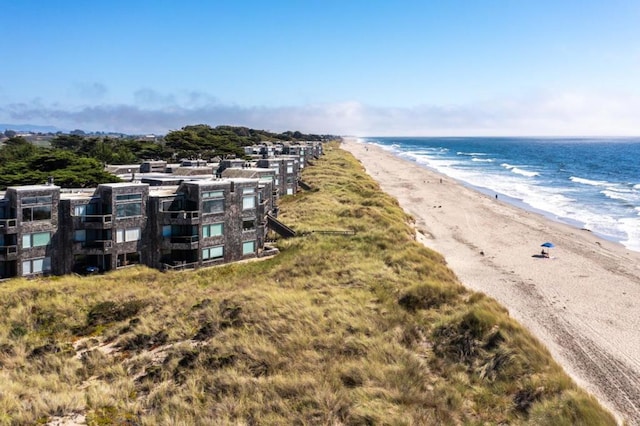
[203,199,224,214]
[22,257,51,275]
[242,219,255,231]
[162,225,172,237]
[22,260,31,275]
[125,227,141,241]
[242,241,255,255]
[115,194,142,201]
[74,230,86,242]
[22,232,51,248]
[203,223,223,238]
[202,245,224,260]
[22,205,52,222]
[287,188,294,195]
[242,196,255,210]
[117,227,140,243]
[116,202,141,218]
[242,187,254,195]
[22,196,52,205]
[74,205,87,216]
[202,191,223,199]
[287,166,294,174]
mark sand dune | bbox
[342,137,640,425]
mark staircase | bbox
[267,214,297,238]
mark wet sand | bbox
[342,137,640,424]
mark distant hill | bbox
[1,123,64,133]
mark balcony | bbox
[160,210,200,225]
[162,235,199,250]
[74,240,113,253]
[0,245,18,260]
[73,214,113,229]
[0,219,17,233]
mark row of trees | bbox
[0,124,335,189]
[0,137,119,189]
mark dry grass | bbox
[0,141,615,425]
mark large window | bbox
[202,223,223,238]
[22,205,51,222]
[116,227,141,243]
[22,257,51,275]
[203,199,224,214]
[202,245,224,260]
[242,241,255,255]
[242,219,255,231]
[22,232,51,248]
[242,189,256,210]
[115,193,142,218]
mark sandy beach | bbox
[342,138,640,424]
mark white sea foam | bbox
[570,176,610,186]
[501,163,540,177]
[472,158,494,162]
[620,217,640,252]
[601,188,640,204]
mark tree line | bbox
[0,125,334,189]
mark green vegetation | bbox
[0,125,334,189]
[0,137,120,189]
[0,142,614,425]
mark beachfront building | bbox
[0,177,278,279]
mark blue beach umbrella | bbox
[541,242,555,248]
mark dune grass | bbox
[0,141,615,425]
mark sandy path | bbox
[341,138,640,425]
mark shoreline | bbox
[367,139,638,252]
[341,137,640,424]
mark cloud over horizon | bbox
[2,89,639,137]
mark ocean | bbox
[361,137,640,252]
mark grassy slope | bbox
[0,142,614,425]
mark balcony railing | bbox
[0,245,18,256]
[169,235,199,244]
[0,219,17,229]
[74,214,113,224]
[162,211,199,220]
[82,240,113,249]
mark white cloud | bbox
[1,89,639,136]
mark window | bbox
[74,230,86,242]
[242,187,254,195]
[203,199,224,214]
[115,193,142,218]
[116,227,141,243]
[22,205,52,221]
[243,195,255,210]
[202,191,223,199]
[22,232,51,248]
[202,245,224,260]
[116,202,141,218]
[22,257,51,275]
[242,241,255,255]
[162,225,172,237]
[242,219,255,231]
[202,223,223,238]
[287,188,294,195]
[287,164,294,174]
[22,195,52,205]
[116,194,142,202]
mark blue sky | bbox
[1,0,639,136]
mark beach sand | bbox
[341,137,640,424]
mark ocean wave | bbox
[457,152,489,156]
[471,158,494,162]
[501,163,540,177]
[600,188,640,204]
[570,176,610,186]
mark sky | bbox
[1,0,640,136]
